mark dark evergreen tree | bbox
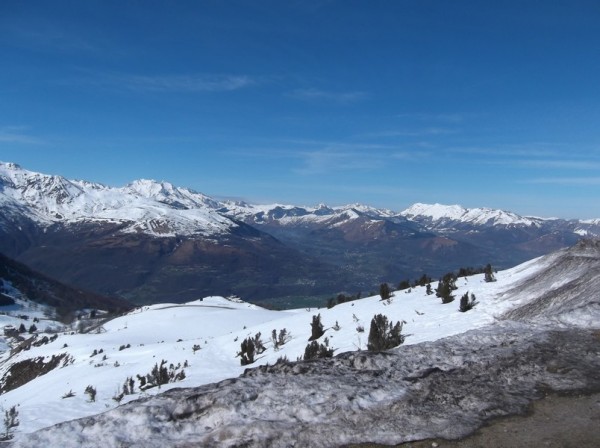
[435,272,458,303]
[303,338,334,360]
[150,360,169,386]
[239,337,256,365]
[459,292,479,312]
[2,405,19,440]
[367,314,405,351]
[417,274,432,286]
[379,283,391,300]
[484,263,496,282]
[252,332,266,354]
[308,314,324,341]
[397,280,411,291]
[84,385,97,402]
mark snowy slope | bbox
[0,162,235,237]
[2,240,599,442]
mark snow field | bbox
[0,254,551,437]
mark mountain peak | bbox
[0,163,232,236]
[0,161,22,171]
[401,202,541,227]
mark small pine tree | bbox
[84,385,97,402]
[425,283,433,295]
[303,337,334,360]
[397,280,411,291]
[308,314,324,341]
[436,278,455,304]
[253,332,266,354]
[367,314,405,351]
[484,263,496,282]
[239,337,256,365]
[379,283,391,301]
[149,360,169,386]
[1,406,19,441]
[417,274,432,287]
[459,292,479,312]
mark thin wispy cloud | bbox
[359,128,457,139]
[396,113,464,123]
[295,149,381,175]
[0,126,44,144]
[448,145,562,159]
[449,145,600,172]
[227,137,431,176]
[287,88,368,104]
[76,71,255,93]
[523,177,600,186]
[518,159,600,170]
[1,20,97,54]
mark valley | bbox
[1,162,598,307]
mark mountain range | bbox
[1,161,599,306]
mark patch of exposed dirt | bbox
[0,353,70,394]
[350,392,600,448]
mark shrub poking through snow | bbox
[379,283,391,301]
[303,337,334,360]
[84,385,97,402]
[309,314,324,341]
[132,360,186,391]
[239,337,256,365]
[484,263,496,282]
[459,292,478,312]
[367,314,405,351]
[272,328,290,350]
[61,390,75,399]
[436,273,457,304]
[253,332,266,355]
[1,405,19,441]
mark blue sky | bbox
[1,1,600,218]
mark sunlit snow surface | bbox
[2,240,599,443]
[0,162,235,236]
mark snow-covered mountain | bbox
[0,162,234,237]
[2,161,599,237]
[3,239,599,446]
[222,201,396,227]
[400,202,544,227]
[1,160,599,307]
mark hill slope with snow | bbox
[2,240,599,445]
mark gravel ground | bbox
[350,392,600,448]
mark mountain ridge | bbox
[1,161,599,306]
[3,161,598,236]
